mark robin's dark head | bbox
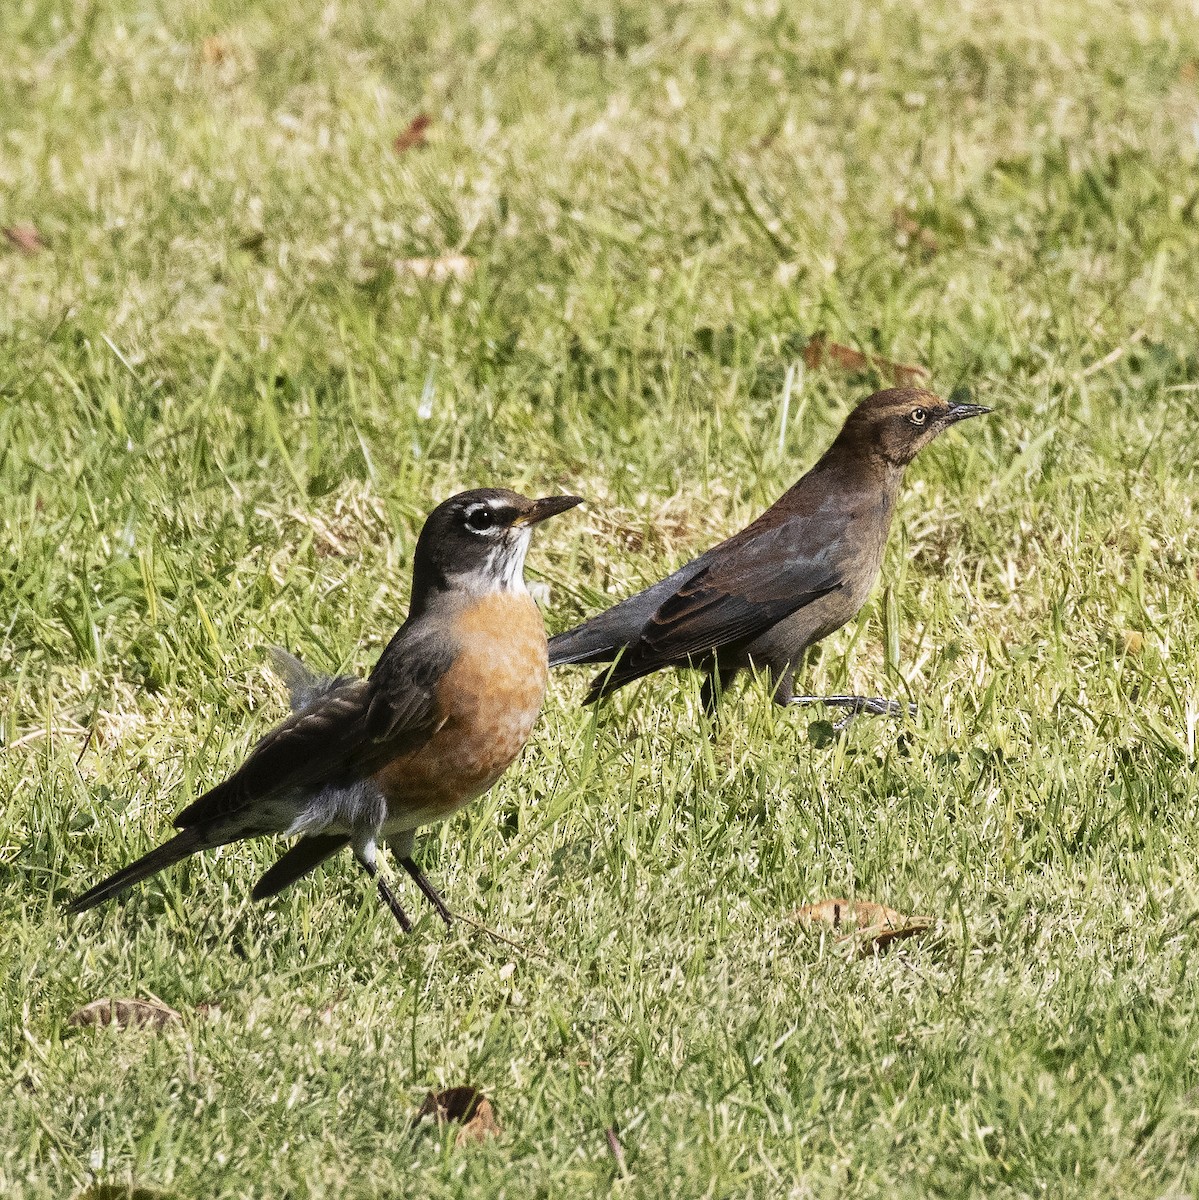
[411,488,583,600]
[836,388,990,467]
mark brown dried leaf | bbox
[793,897,932,955]
[200,36,229,65]
[802,333,929,386]
[393,113,432,154]
[394,254,475,281]
[415,1086,501,1146]
[76,1187,168,1200]
[892,208,939,255]
[1121,630,1144,655]
[67,997,181,1031]
[3,224,44,255]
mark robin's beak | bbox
[516,495,584,526]
[946,402,991,424]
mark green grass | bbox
[4,0,1199,1194]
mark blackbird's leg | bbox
[399,857,453,927]
[699,666,737,717]
[355,845,413,933]
[771,662,914,730]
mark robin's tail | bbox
[269,646,354,713]
[66,827,214,914]
[252,834,349,900]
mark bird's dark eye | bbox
[465,507,495,532]
[908,407,927,426]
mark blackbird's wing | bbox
[595,515,851,686]
[174,623,454,830]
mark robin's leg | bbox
[387,831,452,927]
[354,843,413,933]
[399,858,453,927]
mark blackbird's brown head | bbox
[411,488,583,602]
[836,388,990,467]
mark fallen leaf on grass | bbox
[3,224,44,254]
[67,998,181,1031]
[1121,630,1144,655]
[76,1186,168,1200]
[415,1086,501,1146]
[393,113,432,154]
[892,207,939,255]
[793,897,932,956]
[802,333,929,386]
[200,36,229,65]
[394,254,475,281]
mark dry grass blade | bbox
[67,997,181,1031]
[394,255,475,281]
[802,333,929,386]
[606,1127,630,1178]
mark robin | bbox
[549,388,988,721]
[67,488,583,931]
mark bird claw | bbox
[789,695,916,732]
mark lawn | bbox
[4,0,1199,1195]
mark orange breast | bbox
[373,590,548,832]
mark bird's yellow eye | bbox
[908,407,927,426]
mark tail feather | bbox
[252,834,349,900]
[66,827,212,914]
[549,563,704,668]
[583,660,650,705]
[547,625,623,668]
[268,646,352,713]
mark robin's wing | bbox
[174,624,454,830]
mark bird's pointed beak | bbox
[517,494,584,526]
[946,402,991,424]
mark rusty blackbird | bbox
[549,388,988,721]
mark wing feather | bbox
[175,622,454,829]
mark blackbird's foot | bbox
[789,694,917,732]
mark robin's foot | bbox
[400,857,454,927]
[789,695,916,732]
[357,857,414,933]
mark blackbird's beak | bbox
[946,403,991,424]
[518,495,584,526]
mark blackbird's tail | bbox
[582,660,655,705]
[66,827,212,914]
[547,623,625,669]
